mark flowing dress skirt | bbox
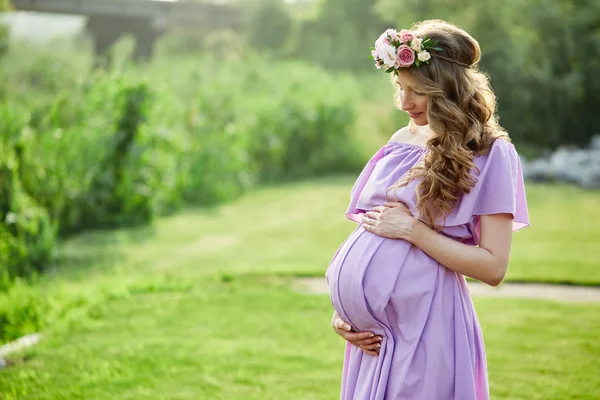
[325,225,489,400]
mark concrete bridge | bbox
[10,0,241,59]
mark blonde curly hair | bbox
[386,19,510,230]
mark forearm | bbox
[405,220,507,286]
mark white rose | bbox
[417,50,431,62]
[410,37,422,52]
[375,35,388,47]
[377,43,398,68]
[375,29,396,47]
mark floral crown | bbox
[370,28,463,75]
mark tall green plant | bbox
[77,82,154,230]
[0,142,55,291]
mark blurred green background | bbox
[0,0,599,399]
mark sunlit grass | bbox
[0,179,598,399]
[1,276,599,399]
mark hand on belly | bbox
[331,310,383,357]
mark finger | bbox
[334,326,357,339]
[364,211,379,220]
[362,223,375,233]
[361,348,379,356]
[333,326,348,337]
[356,342,382,351]
[384,201,409,209]
[334,319,352,332]
[355,336,383,346]
[364,214,380,226]
[371,206,384,213]
[389,201,410,210]
[345,331,376,341]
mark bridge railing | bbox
[10,0,241,28]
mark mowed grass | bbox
[1,179,599,399]
[507,184,599,284]
[50,178,598,284]
[2,277,600,400]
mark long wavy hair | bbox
[386,19,509,230]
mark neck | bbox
[412,123,434,139]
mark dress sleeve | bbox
[469,138,530,232]
[346,144,391,223]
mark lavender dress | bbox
[325,136,530,400]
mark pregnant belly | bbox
[326,225,438,333]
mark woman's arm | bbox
[409,213,513,286]
[363,203,514,286]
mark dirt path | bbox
[292,277,600,303]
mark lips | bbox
[409,112,423,119]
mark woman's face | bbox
[396,74,429,126]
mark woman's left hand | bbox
[362,201,416,240]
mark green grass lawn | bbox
[1,179,599,399]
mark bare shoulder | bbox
[389,126,411,143]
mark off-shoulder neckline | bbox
[387,141,428,150]
[387,138,513,152]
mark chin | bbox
[413,117,428,126]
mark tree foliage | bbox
[0,0,11,11]
[0,0,11,57]
[375,0,600,149]
[278,0,599,150]
[246,0,293,52]
[292,0,390,70]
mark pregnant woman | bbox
[325,20,530,399]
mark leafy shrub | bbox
[0,141,56,291]
[0,41,361,291]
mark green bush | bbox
[0,142,56,291]
[143,54,361,202]
[5,72,154,235]
[0,41,361,291]
[0,279,48,342]
[76,82,154,230]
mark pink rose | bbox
[396,45,415,68]
[387,28,402,43]
[399,29,415,44]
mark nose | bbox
[400,92,414,112]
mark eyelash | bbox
[398,87,425,96]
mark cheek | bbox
[417,97,428,112]
[417,98,429,123]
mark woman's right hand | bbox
[331,311,383,356]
